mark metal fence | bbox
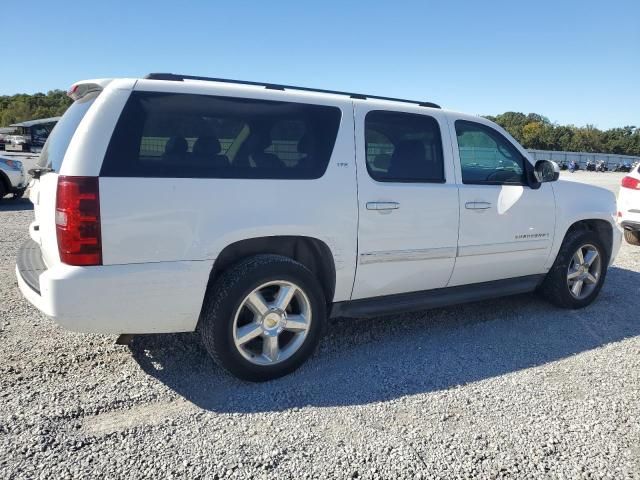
[527,149,640,169]
[139,137,639,170]
[140,137,303,162]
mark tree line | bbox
[0,91,638,156]
[484,112,640,157]
[0,90,71,127]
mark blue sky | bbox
[4,0,638,129]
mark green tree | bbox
[484,112,639,156]
[0,90,71,127]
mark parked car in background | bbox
[618,163,640,245]
[0,155,27,200]
[16,75,622,381]
[0,127,16,150]
[3,117,59,153]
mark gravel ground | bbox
[1,174,639,479]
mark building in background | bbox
[3,117,60,153]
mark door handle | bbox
[465,201,492,210]
[366,201,400,211]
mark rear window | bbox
[37,92,98,171]
[100,92,342,179]
[365,110,445,183]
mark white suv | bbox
[617,163,640,245]
[16,74,622,381]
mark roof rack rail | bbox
[144,73,441,109]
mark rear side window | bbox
[37,92,99,172]
[365,110,445,183]
[101,92,342,179]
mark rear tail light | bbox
[621,176,640,190]
[55,176,102,266]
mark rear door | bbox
[352,102,459,300]
[448,116,555,286]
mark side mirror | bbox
[534,159,560,183]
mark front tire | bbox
[199,255,326,382]
[539,229,608,309]
[624,229,640,246]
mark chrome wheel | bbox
[567,244,602,300]
[232,280,312,366]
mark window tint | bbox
[37,92,98,171]
[365,110,444,183]
[455,120,526,185]
[101,92,342,179]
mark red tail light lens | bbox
[55,176,102,266]
[621,176,640,190]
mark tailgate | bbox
[28,87,104,268]
[29,173,60,267]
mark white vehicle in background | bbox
[0,155,27,200]
[16,74,622,381]
[617,163,640,245]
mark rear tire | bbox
[12,188,25,200]
[198,254,326,382]
[624,229,640,246]
[0,181,6,201]
[539,229,608,309]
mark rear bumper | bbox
[621,220,640,232]
[16,240,213,334]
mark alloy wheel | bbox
[566,244,602,300]
[232,280,312,366]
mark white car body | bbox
[617,163,640,236]
[0,156,28,197]
[17,76,622,335]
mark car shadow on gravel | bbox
[129,265,640,413]
[0,198,32,211]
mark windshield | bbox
[37,92,99,171]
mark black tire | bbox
[12,188,26,200]
[198,254,326,382]
[624,229,640,246]
[539,229,608,309]
[0,180,6,201]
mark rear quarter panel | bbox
[59,80,136,177]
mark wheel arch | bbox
[563,218,613,261]
[208,235,337,304]
[0,170,11,194]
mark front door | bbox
[448,117,556,286]
[352,103,459,300]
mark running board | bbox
[330,275,545,318]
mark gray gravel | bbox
[1,173,639,479]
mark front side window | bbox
[101,92,342,179]
[455,120,526,185]
[365,110,445,183]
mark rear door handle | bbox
[465,201,492,210]
[366,201,400,211]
